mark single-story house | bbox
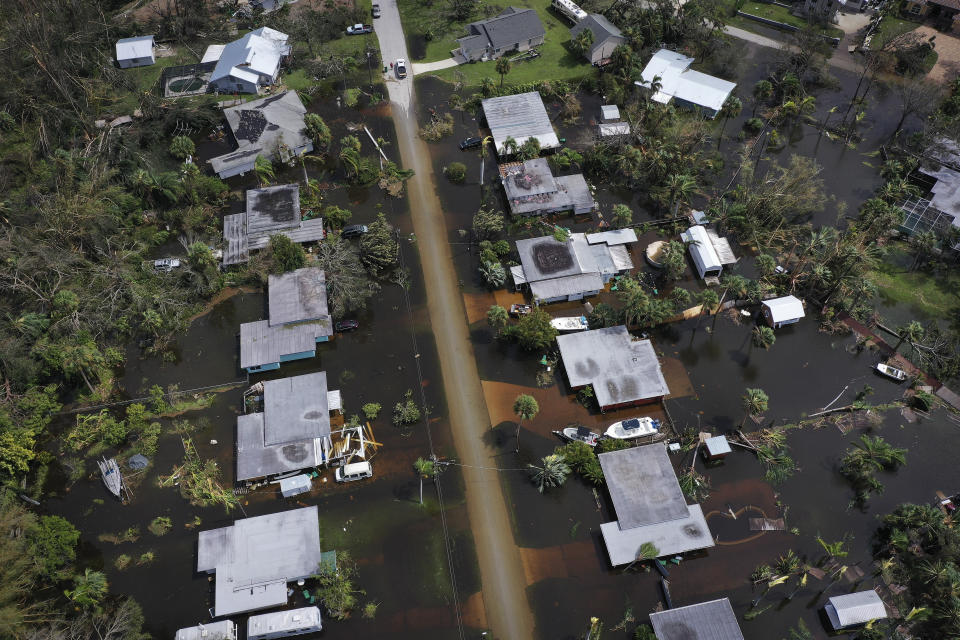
[569,13,625,65]
[116,35,155,68]
[556,325,669,411]
[236,372,340,482]
[824,590,887,630]
[649,598,744,640]
[209,91,314,179]
[598,444,714,567]
[239,266,333,372]
[635,49,737,119]
[248,607,322,640]
[680,225,737,280]
[903,0,960,28]
[457,7,545,62]
[500,158,596,216]
[899,161,960,240]
[761,295,805,329]
[482,92,560,157]
[209,26,290,94]
[511,231,636,304]
[175,621,238,640]
[223,184,325,265]
[197,506,323,616]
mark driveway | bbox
[912,25,960,82]
[412,56,462,76]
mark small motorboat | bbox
[550,316,588,332]
[553,425,603,447]
[510,304,532,317]
[605,417,660,440]
[875,362,907,382]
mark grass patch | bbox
[873,15,920,45]
[112,50,194,113]
[725,1,843,39]
[870,245,960,321]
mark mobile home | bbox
[247,607,322,640]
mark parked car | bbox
[153,258,181,272]
[335,319,360,332]
[459,136,482,150]
[346,24,373,34]
[371,3,381,17]
[395,58,407,78]
[509,304,532,317]
[341,224,369,238]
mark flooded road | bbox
[375,3,536,638]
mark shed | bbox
[600,105,620,123]
[175,620,238,640]
[703,435,731,461]
[556,326,669,410]
[482,92,559,156]
[197,506,323,616]
[279,474,312,498]
[761,295,805,329]
[636,49,736,119]
[116,35,155,68]
[649,598,745,640]
[569,13,625,65]
[247,606,322,640]
[824,590,887,629]
[681,225,722,279]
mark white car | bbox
[153,258,181,272]
[395,58,407,79]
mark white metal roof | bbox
[482,92,560,156]
[175,621,237,640]
[762,295,805,324]
[327,389,342,412]
[600,104,620,121]
[682,225,722,274]
[600,504,714,566]
[586,228,638,245]
[826,590,887,628]
[705,435,732,456]
[650,598,744,640]
[247,606,321,637]
[211,27,289,84]
[279,474,312,494]
[636,49,736,113]
[202,44,226,63]
[116,35,154,61]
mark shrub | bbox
[115,554,132,570]
[393,390,421,426]
[744,117,763,133]
[148,516,173,536]
[361,403,382,420]
[445,161,467,183]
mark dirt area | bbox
[462,290,497,325]
[913,25,960,82]
[519,540,597,584]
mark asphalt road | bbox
[373,3,536,639]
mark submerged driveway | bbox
[373,3,536,640]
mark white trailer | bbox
[247,607,322,640]
[175,620,237,640]
[551,0,587,23]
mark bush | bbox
[27,515,80,578]
[169,135,195,160]
[445,162,467,183]
[744,117,764,133]
[269,234,307,272]
[361,403,382,420]
[393,390,421,426]
[148,516,173,536]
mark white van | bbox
[335,461,372,483]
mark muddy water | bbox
[412,39,960,637]
[44,93,485,639]
[384,75,537,639]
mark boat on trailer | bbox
[98,457,125,499]
[553,425,603,447]
[605,417,660,440]
[875,362,907,382]
[509,304,532,317]
[550,316,589,332]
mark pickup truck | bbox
[371,4,381,17]
[346,24,373,35]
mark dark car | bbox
[372,3,381,17]
[341,224,369,238]
[459,136,482,150]
[335,320,360,332]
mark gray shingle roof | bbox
[197,506,322,616]
[247,184,301,235]
[238,318,330,370]
[649,598,745,640]
[599,444,689,529]
[556,326,669,407]
[463,7,545,51]
[570,13,625,57]
[268,267,329,326]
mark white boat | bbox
[97,457,125,499]
[550,316,588,332]
[605,417,660,440]
[875,363,907,382]
[553,425,603,447]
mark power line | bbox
[57,380,246,415]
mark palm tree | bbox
[663,173,697,218]
[495,56,511,89]
[413,457,436,505]
[696,289,719,329]
[893,320,924,353]
[752,326,776,350]
[513,394,539,453]
[486,304,508,336]
[752,80,773,115]
[717,95,742,149]
[255,155,275,186]
[65,569,108,611]
[910,230,938,270]
[502,135,518,156]
[741,388,769,428]
[528,454,570,492]
[572,28,594,58]
[617,277,650,328]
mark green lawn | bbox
[112,50,194,112]
[873,15,920,46]
[419,0,593,87]
[870,245,960,321]
[728,1,843,39]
